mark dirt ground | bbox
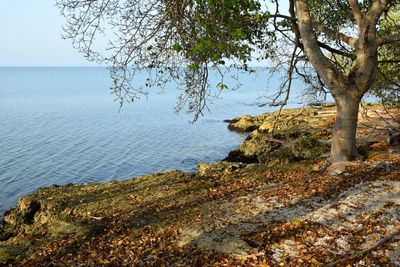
[1,104,399,266]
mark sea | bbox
[0,67,308,215]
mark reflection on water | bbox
[0,67,306,215]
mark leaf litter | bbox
[1,105,399,266]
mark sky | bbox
[0,0,96,66]
[0,1,289,67]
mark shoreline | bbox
[1,105,400,265]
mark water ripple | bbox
[0,67,308,215]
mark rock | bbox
[226,130,328,165]
[239,133,282,158]
[1,198,42,243]
[0,244,27,261]
[227,115,265,132]
[224,107,333,165]
[197,162,244,177]
[17,198,41,224]
[387,246,400,266]
[219,237,252,255]
[335,236,350,252]
[369,161,397,172]
[279,239,299,257]
[308,102,335,108]
[388,132,400,145]
[225,131,285,164]
[224,149,258,163]
[226,106,336,136]
[3,209,19,226]
[328,164,347,176]
[287,136,328,160]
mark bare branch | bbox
[367,0,391,24]
[327,231,400,267]
[317,41,356,59]
[378,32,400,45]
[295,0,349,96]
[271,44,299,133]
[348,0,363,25]
[312,22,357,47]
[378,58,400,64]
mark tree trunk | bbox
[294,0,379,162]
[330,95,361,162]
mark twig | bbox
[326,230,400,267]
[360,102,399,129]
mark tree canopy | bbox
[58,0,400,162]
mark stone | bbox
[197,162,244,177]
[227,115,263,132]
[17,198,41,224]
[0,244,26,261]
[226,130,328,165]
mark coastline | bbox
[1,105,400,266]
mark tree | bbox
[371,7,400,103]
[57,0,400,163]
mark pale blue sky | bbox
[0,1,288,67]
[0,0,95,66]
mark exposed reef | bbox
[1,105,400,266]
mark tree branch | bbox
[378,59,400,64]
[367,0,390,24]
[326,231,400,267]
[378,33,400,45]
[312,22,357,47]
[317,41,356,59]
[295,0,349,95]
[348,0,363,25]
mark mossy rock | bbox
[0,243,28,261]
[197,162,244,177]
[258,118,310,134]
[224,149,258,163]
[257,149,293,165]
[227,107,337,136]
[225,133,284,164]
[227,114,266,132]
[0,222,16,242]
[289,136,328,160]
[239,136,282,157]
[227,130,328,165]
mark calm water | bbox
[0,67,306,215]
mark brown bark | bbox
[294,1,349,95]
[330,94,361,162]
[294,1,384,163]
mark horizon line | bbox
[0,65,106,68]
[0,65,270,68]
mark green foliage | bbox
[306,1,399,105]
[172,43,183,53]
[165,0,270,69]
[308,0,352,31]
[217,82,228,90]
[187,63,200,72]
[58,0,400,120]
[371,7,400,104]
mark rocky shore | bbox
[1,105,400,266]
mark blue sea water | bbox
[0,67,307,215]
